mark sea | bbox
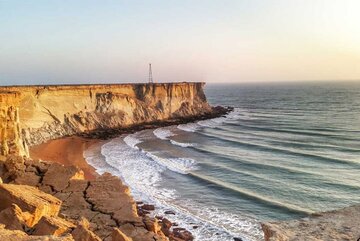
[84,82,360,241]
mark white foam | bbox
[177,123,200,132]
[99,137,173,201]
[198,117,226,128]
[170,140,196,148]
[123,134,142,149]
[177,108,246,132]
[85,126,263,241]
[153,128,175,140]
[146,153,196,174]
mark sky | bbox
[0,0,360,85]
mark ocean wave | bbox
[188,172,312,215]
[153,128,175,140]
[177,123,200,132]
[170,140,196,148]
[91,137,261,241]
[177,108,244,132]
[146,153,197,174]
[123,134,143,149]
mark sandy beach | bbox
[29,136,100,180]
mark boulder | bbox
[24,159,50,174]
[173,229,194,241]
[2,155,25,182]
[143,216,161,233]
[118,223,167,241]
[141,204,155,211]
[112,228,133,241]
[0,183,62,226]
[42,163,85,192]
[71,218,101,241]
[0,204,32,231]
[32,215,75,236]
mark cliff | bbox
[0,82,214,153]
[0,82,218,241]
[0,91,28,157]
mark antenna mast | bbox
[148,63,153,83]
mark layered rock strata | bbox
[0,91,28,157]
[0,83,214,149]
[0,155,192,241]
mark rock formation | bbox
[0,155,196,241]
[0,83,214,149]
[0,82,226,240]
[0,91,28,157]
[261,205,360,241]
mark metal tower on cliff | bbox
[148,63,153,83]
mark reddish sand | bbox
[30,136,100,180]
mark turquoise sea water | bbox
[85,82,360,241]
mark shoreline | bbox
[29,136,101,180]
[29,106,234,180]
[27,107,236,241]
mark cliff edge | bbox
[0,82,220,155]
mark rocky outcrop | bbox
[0,156,196,241]
[261,205,360,241]
[0,83,214,148]
[0,91,28,157]
[0,183,62,227]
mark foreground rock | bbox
[0,156,184,241]
[32,215,75,236]
[262,205,360,241]
[0,183,61,227]
[0,204,32,230]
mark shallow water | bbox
[84,82,360,241]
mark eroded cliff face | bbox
[0,83,212,149]
[0,92,28,157]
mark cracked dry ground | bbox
[0,155,186,241]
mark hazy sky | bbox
[0,0,360,85]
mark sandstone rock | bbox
[112,228,133,241]
[1,83,213,146]
[173,229,194,241]
[13,171,41,186]
[161,218,172,229]
[88,213,117,238]
[141,204,155,211]
[0,204,32,231]
[86,173,141,224]
[261,205,360,241]
[119,223,158,241]
[27,234,75,241]
[143,216,161,233]
[71,218,102,241]
[0,183,62,226]
[2,155,25,182]
[32,215,75,236]
[25,159,50,174]
[0,223,28,240]
[42,163,85,192]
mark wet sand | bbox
[29,136,100,180]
